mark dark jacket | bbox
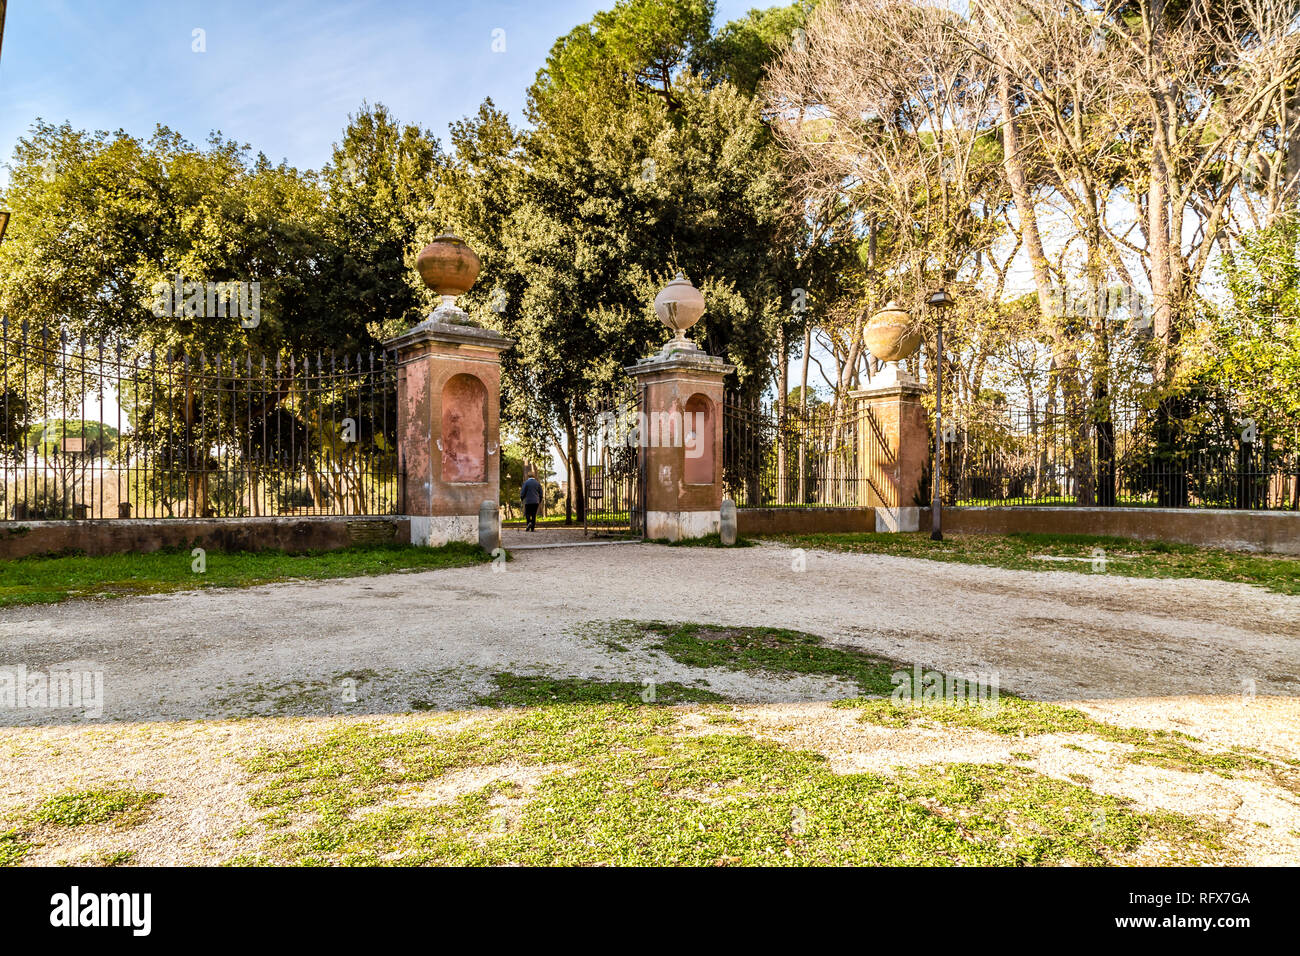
[521,477,543,505]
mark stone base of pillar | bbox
[875,505,920,533]
[870,362,918,389]
[646,510,721,542]
[409,514,479,547]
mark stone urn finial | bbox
[864,300,922,388]
[864,300,920,363]
[417,233,481,324]
[654,271,706,349]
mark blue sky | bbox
[1,0,759,178]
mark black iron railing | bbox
[724,388,1298,512]
[941,393,1299,510]
[0,320,401,520]
[723,395,887,508]
[583,385,644,533]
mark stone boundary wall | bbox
[923,507,1299,555]
[3,507,1292,557]
[736,507,877,536]
[0,516,410,560]
[735,505,1298,554]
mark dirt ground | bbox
[1,537,1297,864]
[1,537,1296,723]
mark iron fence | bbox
[582,385,644,534]
[723,395,888,508]
[0,320,401,520]
[942,392,1300,510]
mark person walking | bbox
[521,469,543,532]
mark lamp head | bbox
[927,288,956,310]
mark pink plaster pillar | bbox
[385,321,512,546]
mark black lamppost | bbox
[927,287,956,541]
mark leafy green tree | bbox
[317,102,445,345]
[696,1,809,95]
[540,0,716,105]
[1200,218,1300,433]
[439,2,809,520]
[0,121,330,357]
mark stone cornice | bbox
[625,343,734,378]
[849,382,926,399]
[384,319,513,354]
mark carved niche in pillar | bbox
[441,373,488,483]
[684,392,715,485]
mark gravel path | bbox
[1,540,1296,724]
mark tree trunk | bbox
[777,325,788,504]
[1148,141,1188,506]
[564,453,573,524]
[247,463,261,516]
[1288,87,1300,210]
[1000,68,1092,505]
[182,386,212,517]
[564,407,586,523]
[797,326,811,504]
[999,71,1054,317]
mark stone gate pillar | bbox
[386,235,513,547]
[850,365,929,532]
[625,272,734,541]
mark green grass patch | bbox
[649,533,755,548]
[774,531,1300,595]
[233,705,1226,866]
[0,829,32,866]
[474,673,723,707]
[834,695,1149,738]
[633,621,901,695]
[0,542,490,608]
[1,786,162,866]
[31,786,162,828]
[502,514,578,527]
[85,849,135,867]
[835,696,1295,782]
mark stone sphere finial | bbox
[417,233,481,322]
[654,271,706,346]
